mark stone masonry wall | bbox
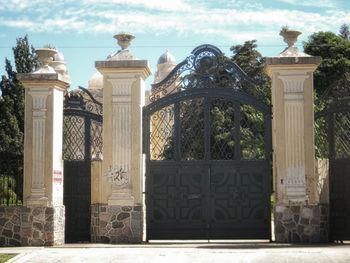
[91,204,142,243]
[0,206,64,246]
[274,204,328,243]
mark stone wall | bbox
[91,204,142,243]
[274,204,328,243]
[0,206,64,246]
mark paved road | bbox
[1,243,350,263]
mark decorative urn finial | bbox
[114,33,135,50]
[278,26,309,57]
[107,32,136,61]
[34,48,57,73]
[279,26,302,48]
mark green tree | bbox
[304,27,350,159]
[0,35,37,205]
[304,31,350,96]
[0,35,37,155]
[230,40,271,102]
[339,24,350,40]
[230,40,270,159]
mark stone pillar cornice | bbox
[96,60,152,79]
[18,72,70,91]
[266,56,321,76]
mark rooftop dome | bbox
[157,50,176,65]
[88,71,103,90]
[54,51,65,62]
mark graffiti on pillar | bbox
[105,166,130,187]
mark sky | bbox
[1,0,350,90]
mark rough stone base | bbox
[91,204,142,243]
[0,206,65,246]
[274,204,328,243]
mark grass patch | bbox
[0,254,16,263]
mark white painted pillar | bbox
[19,64,70,207]
[95,35,151,206]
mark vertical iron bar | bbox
[328,113,335,161]
[264,112,273,162]
[174,102,181,161]
[204,96,211,160]
[328,112,335,240]
[85,116,91,161]
[234,102,241,160]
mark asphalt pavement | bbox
[1,242,350,263]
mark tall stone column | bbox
[266,30,328,243]
[91,33,151,243]
[17,48,70,246]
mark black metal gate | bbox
[143,45,272,240]
[63,87,102,243]
[315,77,350,241]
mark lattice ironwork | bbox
[240,105,265,160]
[315,75,350,241]
[150,44,268,104]
[180,98,205,160]
[210,98,235,160]
[63,87,103,161]
[314,116,329,159]
[91,119,103,160]
[64,86,103,115]
[0,155,23,206]
[316,73,350,108]
[150,105,175,160]
[315,76,350,160]
[334,112,350,159]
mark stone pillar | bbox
[266,30,328,243]
[16,48,69,246]
[91,33,151,243]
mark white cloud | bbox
[0,0,348,43]
[276,0,336,8]
[83,0,193,12]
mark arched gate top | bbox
[150,44,266,103]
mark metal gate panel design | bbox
[144,45,272,240]
[63,87,102,243]
[209,162,270,239]
[315,78,350,241]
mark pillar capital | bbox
[18,72,70,91]
[96,60,151,80]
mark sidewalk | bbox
[1,242,350,263]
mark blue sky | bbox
[1,0,350,90]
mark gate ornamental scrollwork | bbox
[150,44,267,103]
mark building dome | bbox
[54,51,65,62]
[157,50,176,65]
[88,71,103,90]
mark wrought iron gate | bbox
[63,87,102,243]
[315,77,350,241]
[143,45,272,240]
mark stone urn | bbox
[279,29,302,48]
[114,33,135,50]
[107,33,136,60]
[35,48,57,73]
